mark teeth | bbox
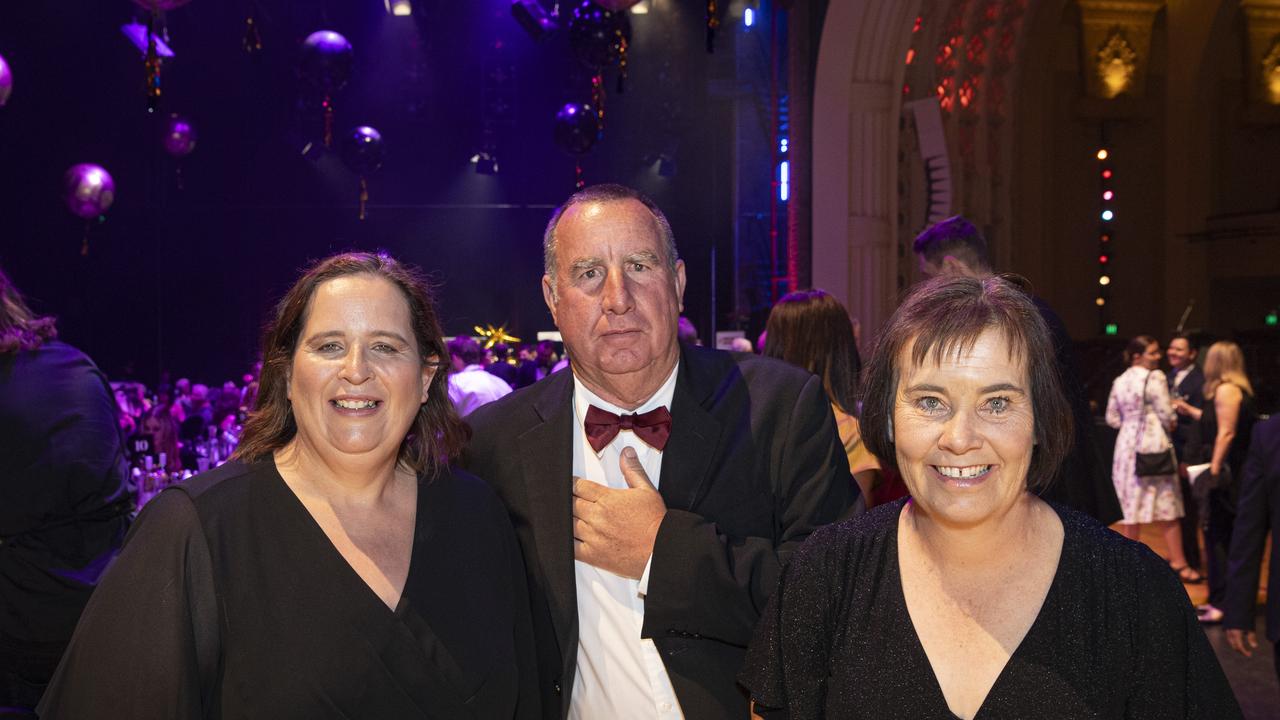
[936,465,991,479]
[334,399,378,409]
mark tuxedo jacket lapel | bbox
[659,351,725,512]
[516,374,578,665]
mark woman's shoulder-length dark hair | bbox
[232,252,466,479]
[762,288,861,413]
[0,267,58,354]
[858,275,1073,493]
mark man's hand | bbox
[1226,628,1258,658]
[572,447,667,579]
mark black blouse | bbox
[38,460,539,719]
[740,498,1241,719]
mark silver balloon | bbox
[0,53,12,107]
[63,164,117,219]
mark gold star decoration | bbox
[473,324,520,349]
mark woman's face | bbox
[1136,342,1161,370]
[893,327,1036,528]
[287,274,434,466]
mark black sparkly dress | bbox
[740,498,1241,719]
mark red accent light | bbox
[1100,255,1109,263]
[1101,234,1110,242]
[1102,169,1112,179]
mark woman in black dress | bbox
[39,252,539,719]
[1172,341,1257,624]
[740,276,1239,719]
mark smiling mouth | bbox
[933,464,992,481]
[332,399,380,410]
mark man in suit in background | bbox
[914,216,1122,525]
[1166,333,1205,576]
[1223,414,1280,685]
[463,184,856,719]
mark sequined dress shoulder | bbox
[740,498,1241,719]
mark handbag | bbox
[1134,371,1176,477]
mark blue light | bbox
[745,8,754,27]
[779,138,788,154]
[779,161,790,202]
[1101,210,1114,221]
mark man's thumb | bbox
[620,446,656,490]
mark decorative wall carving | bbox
[1242,0,1280,105]
[1077,0,1163,99]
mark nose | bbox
[938,409,982,456]
[601,268,634,315]
[341,346,372,384]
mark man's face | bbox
[1167,338,1195,370]
[542,198,686,404]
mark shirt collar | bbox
[572,363,679,433]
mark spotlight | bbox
[512,0,559,42]
[384,0,412,16]
[1099,275,1111,286]
[631,1,650,14]
[745,8,754,27]
[472,152,499,175]
[1096,297,1106,306]
[1101,210,1114,221]
[1103,190,1113,201]
[1096,149,1108,160]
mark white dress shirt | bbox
[447,364,512,417]
[569,366,684,720]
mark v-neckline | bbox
[267,458,421,617]
[892,503,1069,720]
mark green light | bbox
[1105,323,1118,336]
[1267,311,1278,326]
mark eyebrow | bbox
[903,382,1026,394]
[624,250,662,264]
[303,330,413,346]
[568,258,602,274]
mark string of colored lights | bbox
[1096,145,1117,336]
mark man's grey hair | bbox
[542,184,680,293]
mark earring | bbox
[887,415,895,441]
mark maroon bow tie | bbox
[583,405,672,453]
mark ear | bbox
[420,358,437,404]
[674,259,687,313]
[541,274,559,324]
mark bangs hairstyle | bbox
[763,289,862,414]
[859,275,1072,492]
[233,252,466,479]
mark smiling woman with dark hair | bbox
[39,253,539,719]
[741,275,1239,719]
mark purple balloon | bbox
[63,164,116,219]
[163,114,197,157]
[0,53,12,107]
[340,126,384,176]
[554,102,599,155]
[299,30,353,93]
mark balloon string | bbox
[243,14,263,53]
[358,177,368,220]
[145,11,162,112]
[81,220,90,257]
[323,96,334,148]
[617,34,627,94]
[591,73,605,133]
[575,162,584,190]
[706,0,719,53]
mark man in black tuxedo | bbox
[1223,414,1280,685]
[463,184,857,719]
[1166,333,1205,574]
